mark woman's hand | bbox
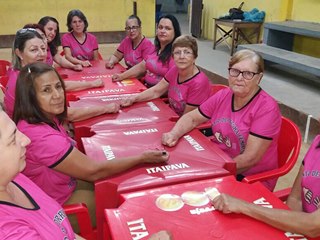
[90,79,104,88]
[72,64,83,71]
[141,150,169,164]
[104,103,121,114]
[212,193,246,214]
[162,132,179,147]
[105,61,115,69]
[81,60,92,67]
[120,96,136,107]
[112,73,123,82]
[148,230,172,240]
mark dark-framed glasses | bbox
[228,68,260,80]
[125,26,140,31]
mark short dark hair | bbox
[38,16,61,56]
[155,14,181,64]
[23,23,45,35]
[127,15,142,27]
[13,62,67,128]
[12,29,44,70]
[66,9,88,32]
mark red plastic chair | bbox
[63,203,97,239]
[210,83,228,95]
[0,60,10,76]
[242,116,302,189]
[0,75,9,88]
[60,50,103,60]
[274,187,292,201]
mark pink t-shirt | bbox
[117,36,154,68]
[301,135,320,213]
[4,68,19,119]
[18,119,77,205]
[46,47,54,66]
[199,88,281,190]
[61,32,98,60]
[165,66,211,116]
[0,173,75,240]
[144,49,175,87]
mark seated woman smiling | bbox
[162,49,282,191]
[0,104,83,239]
[121,35,211,116]
[13,62,169,228]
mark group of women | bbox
[0,8,319,239]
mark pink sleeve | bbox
[186,73,211,105]
[0,219,41,240]
[117,37,129,53]
[61,33,70,48]
[141,39,154,59]
[250,98,281,138]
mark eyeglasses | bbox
[17,28,37,35]
[173,50,193,57]
[228,68,260,80]
[125,26,140,31]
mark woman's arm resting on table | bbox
[112,60,146,82]
[67,104,120,122]
[212,193,320,238]
[64,79,103,92]
[93,50,99,61]
[63,48,91,67]
[234,134,272,174]
[121,79,169,107]
[106,51,123,69]
[53,54,83,71]
[162,109,208,147]
[53,147,169,182]
[286,165,303,211]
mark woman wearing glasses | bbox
[62,9,99,67]
[121,35,211,116]
[4,28,118,121]
[106,15,154,69]
[162,49,282,191]
[112,14,181,88]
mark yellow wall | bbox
[201,0,287,40]
[0,0,156,37]
[290,0,320,57]
[201,0,320,57]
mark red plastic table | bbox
[57,61,146,99]
[70,98,178,152]
[104,176,314,240]
[82,121,235,240]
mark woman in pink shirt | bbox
[212,133,320,238]
[62,9,99,67]
[4,28,115,122]
[13,62,169,228]
[0,105,77,239]
[106,15,154,69]
[112,14,181,87]
[121,35,211,116]
[38,16,83,71]
[162,49,282,191]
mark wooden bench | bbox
[238,21,320,77]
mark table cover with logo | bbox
[57,61,146,99]
[70,98,178,151]
[104,176,315,240]
[82,121,235,240]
